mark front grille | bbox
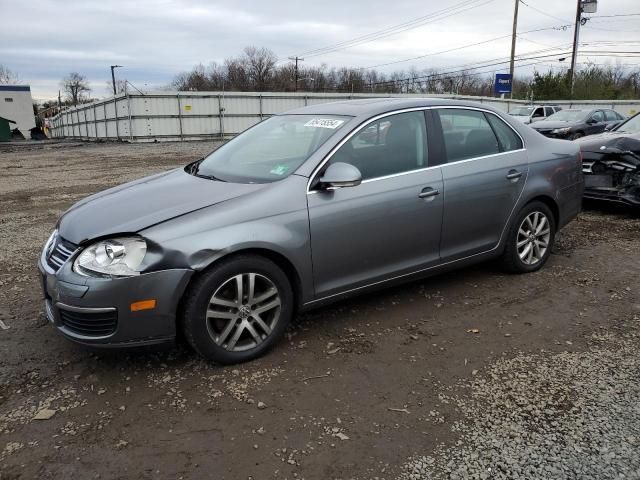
[46,236,77,272]
[59,308,118,337]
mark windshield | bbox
[613,113,640,133]
[546,110,587,122]
[193,115,350,183]
[510,107,534,116]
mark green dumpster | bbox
[0,116,16,142]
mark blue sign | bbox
[495,74,512,94]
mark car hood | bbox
[58,168,265,244]
[531,120,579,130]
[575,131,640,153]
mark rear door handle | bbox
[418,187,440,199]
[506,170,523,181]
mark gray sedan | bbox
[39,98,584,364]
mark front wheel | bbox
[501,202,556,273]
[570,132,584,140]
[181,255,294,364]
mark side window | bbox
[554,106,562,113]
[532,107,544,118]
[544,107,554,117]
[485,113,523,152]
[604,110,618,121]
[437,109,500,162]
[329,111,427,181]
[591,111,604,122]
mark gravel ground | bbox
[0,140,639,479]
[400,328,640,479]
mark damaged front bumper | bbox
[582,148,640,206]
[38,243,194,348]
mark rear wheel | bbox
[181,255,293,364]
[501,201,556,273]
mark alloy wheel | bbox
[205,273,281,352]
[516,211,551,265]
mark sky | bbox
[0,0,638,101]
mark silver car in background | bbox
[39,98,584,364]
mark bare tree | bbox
[169,45,640,99]
[62,72,91,105]
[0,64,19,84]
[106,78,127,95]
[242,46,277,91]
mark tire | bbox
[181,255,294,364]
[570,132,584,140]
[501,201,556,274]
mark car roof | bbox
[280,97,504,118]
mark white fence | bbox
[48,91,640,142]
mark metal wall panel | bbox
[49,92,640,142]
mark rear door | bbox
[435,108,528,261]
[307,110,444,299]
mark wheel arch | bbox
[179,247,306,315]
[526,195,560,227]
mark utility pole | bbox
[508,0,520,99]
[110,65,122,96]
[569,0,582,97]
[570,0,597,97]
[288,56,303,92]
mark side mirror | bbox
[604,123,614,131]
[319,162,362,189]
[587,118,597,125]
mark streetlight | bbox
[110,65,123,96]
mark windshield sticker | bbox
[304,118,345,129]
[270,165,290,176]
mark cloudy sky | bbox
[1,0,638,100]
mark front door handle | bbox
[418,187,440,199]
[506,170,523,181]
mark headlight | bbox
[73,236,147,277]
[552,127,571,134]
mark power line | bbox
[359,24,571,71]
[518,0,573,24]
[588,13,640,19]
[291,0,496,59]
[368,49,640,88]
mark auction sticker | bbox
[304,118,345,129]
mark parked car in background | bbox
[577,112,640,206]
[509,105,562,124]
[531,108,625,140]
[39,98,584,364]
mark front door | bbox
[435,108,529,261]
[307,110,444,299]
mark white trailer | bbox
[0,85,36,138]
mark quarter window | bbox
[328,111,428,181]
[485,113,523,152]
[437,109,500,162]
[544,107,554,117]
